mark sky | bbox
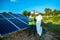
[0,0,60,13]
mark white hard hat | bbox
[31,11,34,14]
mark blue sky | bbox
[0,0,60,13]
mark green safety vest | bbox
[28,16,35,25]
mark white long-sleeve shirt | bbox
[36,15,42,22]
[36,15,42,36]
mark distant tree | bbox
[39,12,44,16]
[8,12,12,14]
[28,12,30,16]
[45,8,52,14]
[44,8,52,18]
[22,10,28,16]
[52,9,56,16]
[52,9,60,16]
[57,10,60,15]
[2,12,7,14]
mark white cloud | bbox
[10,0,18,2]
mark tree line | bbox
[22,8,60,16]
[1,8,60,16]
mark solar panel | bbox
[16,14,28,20]
[2,14,14,18]
[12,14,29,23]
[0,19,18,36]
[9,19,29,29]
[0,13,29,37]
[0,15,4,18]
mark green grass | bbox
[42,16,60,24]
[42,16,60,39]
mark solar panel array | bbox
[0,13,29,37]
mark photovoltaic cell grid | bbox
[0,19,18,36]
[0,13,29,37]
[2,14,14,18]
[12,14,29,23]
[0,15,3,18]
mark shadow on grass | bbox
[41,21,60,40]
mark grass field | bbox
[42,16,60,40]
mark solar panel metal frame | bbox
[1,13,14,18]
[0,15,4,18]
[8,14,28,25]
[0,14,29,37]
[0,14,19,37]
[12,14,29,23]
[0,26,29,37]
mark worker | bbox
[35,12,42,39]
[28,11,36,36]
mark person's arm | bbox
[39,15,42,26]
